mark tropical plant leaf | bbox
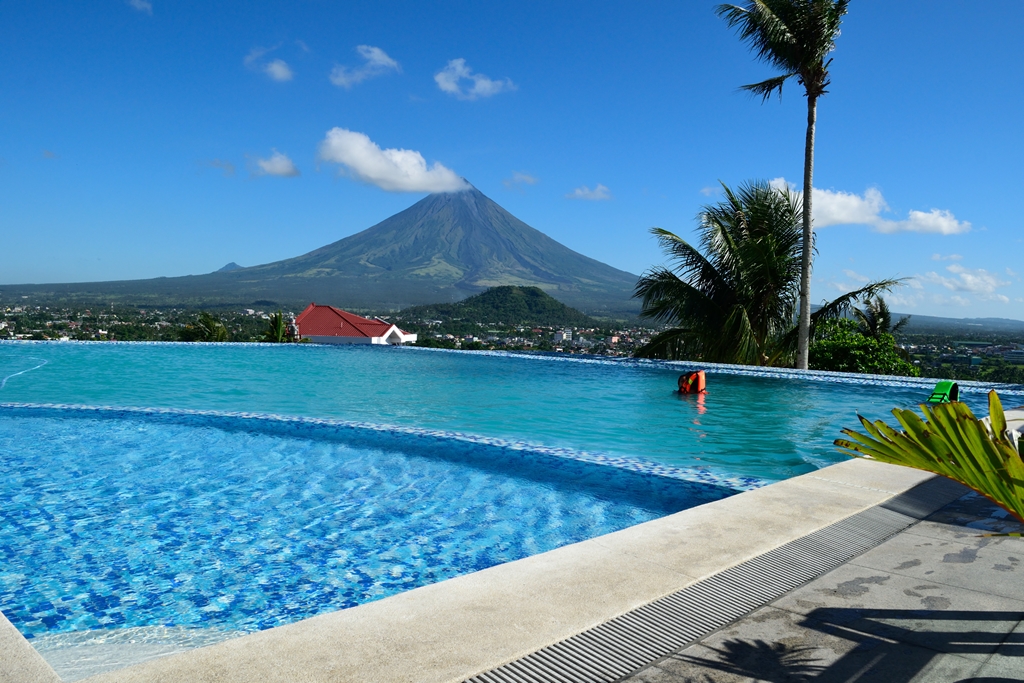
[835,391,1024,535]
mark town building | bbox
[294,303,417,345]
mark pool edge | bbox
[24,458,937,683]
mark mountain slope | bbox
[1,187,640,316]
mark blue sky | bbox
[2,1,1022,319]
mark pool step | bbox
[464,475,968,683]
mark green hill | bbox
[395,286,596,327]
[1,186,640,317]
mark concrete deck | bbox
[625,487,1024,682]
[0,458,941,683]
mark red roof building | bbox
[294,303,417,345]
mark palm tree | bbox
[263,311,288,343]
[634,181,898,365]
[853,296,910,338]
[178,311,229,342]
[716,0,849,369]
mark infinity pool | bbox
[0,341,1017,660]
[1,341,1007,481]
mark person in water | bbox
[677,370,707,395]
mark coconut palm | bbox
[263,311,288,343]
[634,181,898,365]
[853,296,910,338]
[716,0,849,369]
[178,311,228,342]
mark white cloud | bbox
[435,59,515,100]
[255,150,299,177]
[264,59,294,82]
[875,209,970,235]
[922,263,1010,300]
[329,46,400,88]
[503,171,538,190]
[245,47,294,82]
[769,178,971,235]
[931,253,963,261]
[566,184,612,201]
[888,292,922,308]
[244,46,271,67]
[317,128,468,193]
[699,186,719,196]
[127,0,152,14]
[842,269,869,284]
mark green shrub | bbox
[810,319,918,376]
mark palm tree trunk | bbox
[795,94,817,370]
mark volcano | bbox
[2,187,640,316]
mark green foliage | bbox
[179,311,228,342]
[717,0,850,369]
[399,286,595,327]
[853,296,909,338]
[835,391,1024,532]
[809,319,919,376]
[633,181,900,366]
[262,311,288,343]
[716,0,848,101]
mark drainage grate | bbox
[465,476,968,683]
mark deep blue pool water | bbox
[0,407,723,639]
[0,341,1019,641]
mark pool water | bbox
[0,341,1018,645]
[0,406,721,639]
[0,342,1007,481]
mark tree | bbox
[633,181,898,366]
[853,296,910,338]
[262,311,289,343]
[717,0,849,370]
[178,311,228,342]
[809,319,919,376]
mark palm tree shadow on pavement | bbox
[659,608,1022,682]
[674,640,823,681]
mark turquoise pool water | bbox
[0,341,1009,481]
[1,341,1018,643]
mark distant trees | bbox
[717,0,849,369]
[178,311,229,342]
[262,311,295,343]
[809,319,918,377]
[633,181,899,366]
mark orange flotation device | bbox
[677,370,707,394]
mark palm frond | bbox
[811,279,906,327]
[835,390,1024,533]
[717,1,849,98]
[740,73,795,101]
[633,327,695,360]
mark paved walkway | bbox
[625,490,1024,682]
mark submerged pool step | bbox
[465,476,968,683]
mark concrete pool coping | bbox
[2,459,941,683]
